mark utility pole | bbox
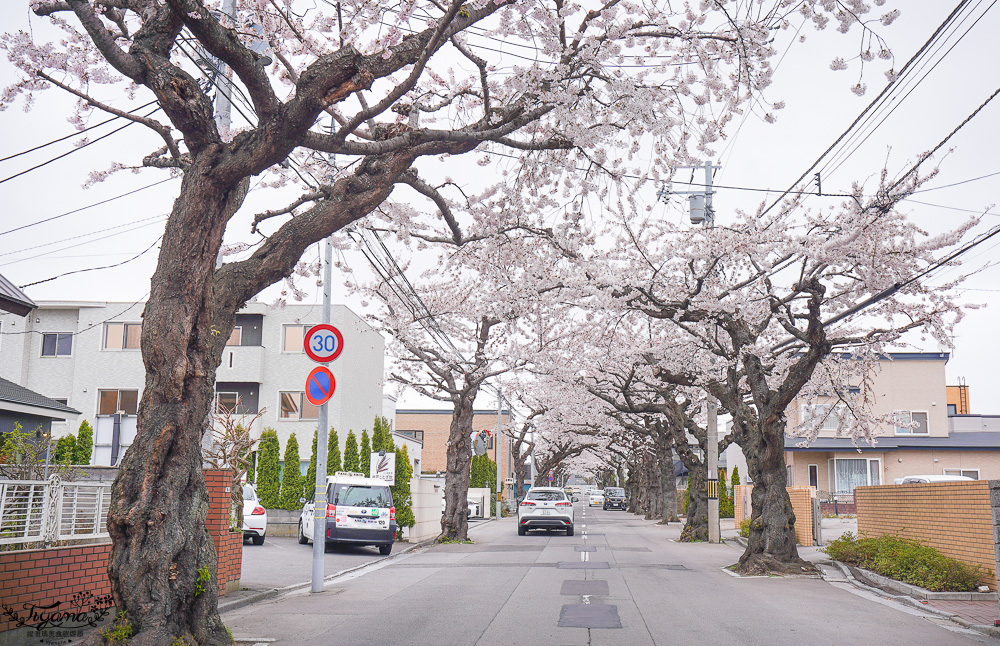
[495,385,503,521]
[213,0,235,140]
[660,160,721,542]
[311,238,332,592]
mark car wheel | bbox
[297,521,309,544]
[566,524,574,537]
[518,524,527,536]
[251,534,265,546]
[378,544,392,556]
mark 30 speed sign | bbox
[303,324,344,363]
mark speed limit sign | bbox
[303,324,344,363]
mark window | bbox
[216,392,239,414]
[829,457,881,493]
[104,322,142,350]
[329,484,393,507]
[944,468,979,480]
[801,403,844,431]
[808,464,819,488]
[98,389,139,415]
[894,411,929,435]
[41,333,73,356]
[226,326,242,346]
[282,325,309,352]
[526,490,567,502]
[279,391,318,419]
[947,404,957,415]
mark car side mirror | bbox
[572,497,579,502]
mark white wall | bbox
[407,477,444,542]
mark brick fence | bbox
[855,480,995,588]
[0,469,242,637]
[734,485,816,546]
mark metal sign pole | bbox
[496,385,502,521]
[312,238,333,593]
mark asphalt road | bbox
[224,503,999,646]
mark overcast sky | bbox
[1,1,997,412]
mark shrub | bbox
[343,430,359,472]
[256,429,280,508]
[718,469,734,518]
[54,434,77,464]
[823,533,983,592]
[392,445,415,536]
[739,518,751,538]
[305,431,318,499]
[74,420,94,466]
[279,433,303,510]
[327,428,341,474]
[360,430,371,476]
[682,486,689,515]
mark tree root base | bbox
[735,553,820,577]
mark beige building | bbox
[784,353,1000,493]
[395,409,513,478]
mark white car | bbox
[894,474,975,484]
[299,471,396,556]
[588,490,605,507]
[242,483,267,545]
[517,487,575,536]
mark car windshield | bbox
[526,490,566,502]
[605,488,624,497]
[330,484,393,508]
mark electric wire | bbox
[19,236,163,288]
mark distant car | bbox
[517,486,575,536]
[299,471,396,556]
[468,498,483,518]
[603,487,626,511]
[588,490,605,507]
[894,474,975,484]
[242,483,267,545]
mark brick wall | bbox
[734,485,815,546]
[855,481,995,586]
[0,543,113,634]
[1,470,243,636]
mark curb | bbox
[821,561,1000,640]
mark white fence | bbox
[0,476,111,546]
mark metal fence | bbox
[0,476,111,546]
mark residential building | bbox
[395,408,513,479]
[0,301,385,468]
[947,382,971,415]
[783,352,1000,493]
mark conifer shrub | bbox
[360,430,371,476]
[256,429,281,508]
[343,430,360,472]
[392,444,415,536]
[327,428,341,474]
[54,434,77,464]
[74,420,94,465]
[279,433,303,510]
[305,431,318,499]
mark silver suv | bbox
[517,487,575,536]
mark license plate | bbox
[540,509,552,515]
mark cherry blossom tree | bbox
[3,0,899,639]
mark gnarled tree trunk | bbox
[654,433,679,523]
[735,414,815,575]
[680,463,708,542]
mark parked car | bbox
[299,471,396,556]
[517,487,575,536]
[242,483,267,545]
[588,489,605,507]
[603,487,626,511]
[893,474,975,484]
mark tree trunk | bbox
[655,434,679,523]
[735,414,816,575]
[643,452,660,521]
[680,462,708,542]
[102,177,236,645]
[441,396,475,540]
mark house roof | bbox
[785,432,1000,452]
[0,273,35,317]
[0,377,80,416]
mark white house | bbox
[0,301,385,469]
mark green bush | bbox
[305,431,318,499]
[392,445,415,536]
[327,428,341,474]
[256,429,280,508]
[360,430,371,476]
[74,420,94,466]
[54,434,77,464]
[372,416,392,452]
[739,518,751,538]
[279,433,303,510]
[343,430,359,472]
[682,487,689,515]
[823,533,983,592]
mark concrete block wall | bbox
[734,485,815,546]
[855,481,995,587]
[407,478,444,542]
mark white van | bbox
[298,471,396,555]
[893,474,975,484]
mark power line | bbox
[0,218,167,267]
[0,177,176,238]
[0,99,160,164]
[1,214,167,257]
[18,236,163,288]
